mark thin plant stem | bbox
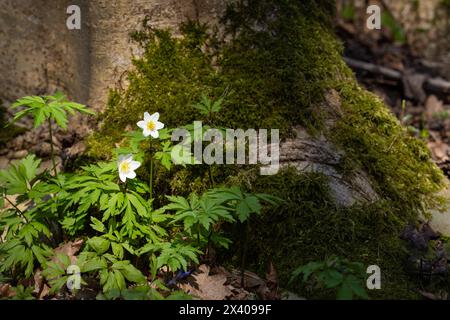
[48,118,57,176]
[208,166,215,188]
[4,195,29,223]
[149,138,154,201]
[240,220,249,287]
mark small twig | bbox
[48,118,58,176]
[344,57,450,93]
[4,196,29,223]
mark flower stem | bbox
[149,158,154,200]
[48,118,57,176]
[208,166,215,188]
[240,220,249,287]
[149,139,154,201]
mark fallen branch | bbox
[344,57,450,94]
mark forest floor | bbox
[336,21,450,174]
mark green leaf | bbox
[337,283,353,300]
[127,193,149,217]
[87,237,110,255]
[120,263,146,284]
[111,242,124,260]
[81,256,107,272]
[90,217,106,233]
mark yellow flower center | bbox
[120,161,130,173]
[146,120,156,131]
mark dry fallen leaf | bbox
[265,263,280,299]
[33,268,50,299]
[0,283,15,298]
[428,140,450,162]
[180,264,232,300]
[53,239,84,265]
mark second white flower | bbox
[137,112,164,138]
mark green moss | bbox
[241,167,419,299]
[330,84,446,219]
[88,0,348,158]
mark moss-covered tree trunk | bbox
[1,0,447,298]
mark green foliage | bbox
[42,254,86,295]
[165,193,234,233]
[78,251,146,295]
[241,167,420,299]
[10,92,94,130]
[0,156,55,278]
[290,256,368,300]
[8,285,35,300]
[0,154,40,195]
[207,186,282,223]
[1,88,280,300]
[138,242,200,274]
[192,94,223,122]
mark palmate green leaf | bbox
[150,242,200,272]
[111,242,124,260]
[33,107,46,128]
[0,155,41,195]
[337,282,353,300]
[90,216,106,233]
[210,233,232,249]
[79,255,107,273]
[113,261,146,284]
[62,101,95,115]
[42,254,73,293]
[167,195,191,209]
[11,96,46,109]
[49,104,68,129]
[87,237,110,255]
[127,192,149,218]
[122,201,137,237]
[155,142,173,171]
[10,92,94,131]
[102,271,118,293]
[114,270,126,292]
[345,275,369,300]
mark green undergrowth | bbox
[86,0,446,299]
[237,167,420,299]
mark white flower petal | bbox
[137,120,146,129]
[150,112,159,121]
[126,171,136,179]
[144,112,151,121]
[119,172,127,182]
[155,121,164,130]
[150,130,159,138]
[130,161,141,170]
[142,129,151,137]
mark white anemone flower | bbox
[117,154,141,183]
[137,112,164,138]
